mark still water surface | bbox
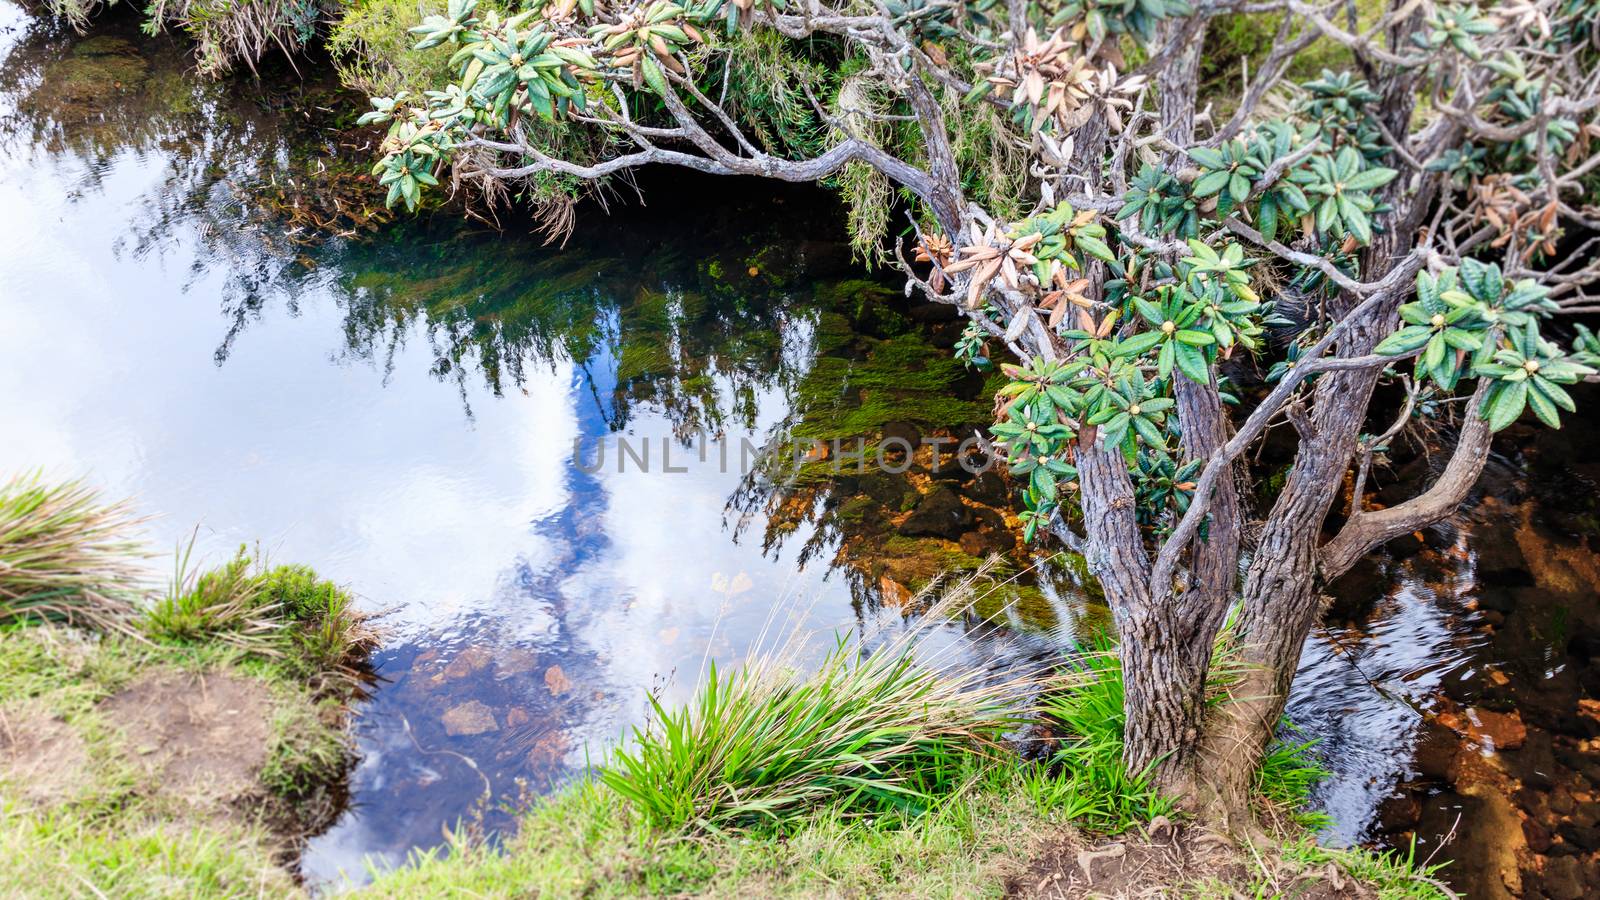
[6,8,1600,895]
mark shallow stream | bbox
[4,9,1600,896]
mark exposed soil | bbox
[98,670,277,820]
[0,701,91,808]
[1007,822,1380,899]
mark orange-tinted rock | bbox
[442,700,497,736]
[1470,708,1527,751]
[544,664,573,696]
[437,646,493,682]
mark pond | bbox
[3,7,1599,896]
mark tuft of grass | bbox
[258,563,380,679]
[1037,644,1177,833]
[1255,727,1334,831]
[0,471,146,632]
[601,602,1027,832]
[1278,833,1455,900]
[141,543,379,685]
[143,544,280,650]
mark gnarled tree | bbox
[356,0,1600,819]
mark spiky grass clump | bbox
[603,636,1022,832]
[1255,728,1334,831]
[142,545,379,684]
[0,472,145,632]
[601,572,1034,833]
[142,545,280,650]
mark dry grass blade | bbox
[0,470,147,632]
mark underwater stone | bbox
[899,486,973,541]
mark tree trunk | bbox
[1194,244,1418,820]
[1081,19,1232,795]
[1189,5,1439,814]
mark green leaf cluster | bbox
[1376,259,1594,430]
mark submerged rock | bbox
[442,700,498,736]
[899,486,973,540]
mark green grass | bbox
[360,763,1051,898]
[0,471,145,632]
[0,802,297,899]
[1035,646,1178,833]
[603,629,1023,832]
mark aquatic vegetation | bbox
[0,472,144,632]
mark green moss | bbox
[834,495,877,523]
[815,279,912,336]
[42,36,150,107]
[972,583,1059,631]
[792,334,985,442]
[879,536,986,588]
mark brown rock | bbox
[1377,793,1422,832]
[1535,855,1586,900]
[442,700,498,736]
[1469,708,1527,751]
[1523,817,1553,853]
[439,646,494,682]
[544,665,573,696]
[527,731,570,768]
[1413,720,1462,783]
[898,486,973,540]
[494,649,539,679]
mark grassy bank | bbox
[0,473,376,897]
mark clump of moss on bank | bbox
[0,473,376,897]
